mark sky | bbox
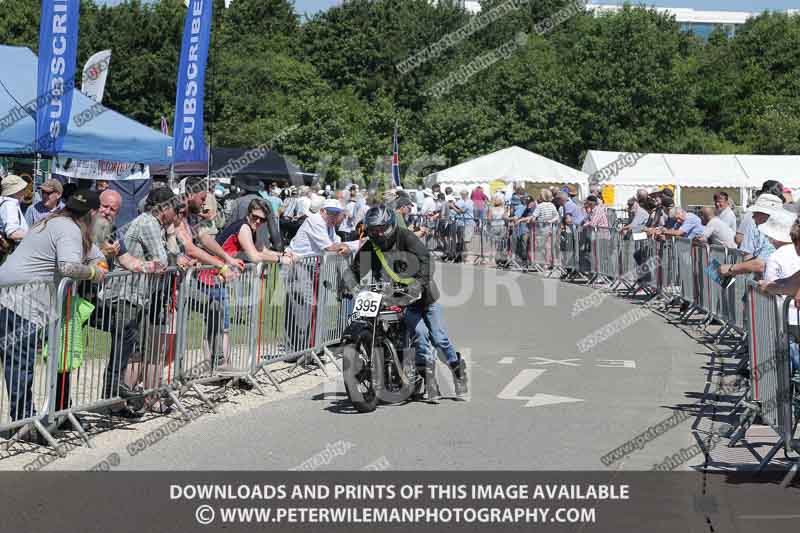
[97,1,800,17]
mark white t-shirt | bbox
[296,196,312,217]
[420,197,437,216]
[702,217,737,248]
[288,212,360,258]
[718,207,737,233]
[0,196,28,236]
[765,243,800,325]
[340,200,357,233]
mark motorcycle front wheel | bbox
[342,334,378,413]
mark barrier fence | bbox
[0,253,351,453]
[521,222,797,471]
[1,219,797,469]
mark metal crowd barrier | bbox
[0,281,61,449]
[726,283,799,471]
[174,264,265,399]
[529,222,555,272]
[1,252,351,454]
[410,213,475,263]
[519,225,797,470]
[594,227,619,284]
[52,269,184,440]
[556,224,579,277]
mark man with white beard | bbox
[88,188,168,417]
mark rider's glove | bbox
[406,280,423,302]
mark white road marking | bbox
[497,369,584,408]
[498,357,515,365]
[529,357,582,367]
[524,393,584,408]
[737,515,800,520]
[596,360,637,369]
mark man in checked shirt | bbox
[101,187,193,414]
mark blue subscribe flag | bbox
[36,0,81,154]
[173,0,212,163]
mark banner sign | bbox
[173,0,212,163]
[36,0,81,154]
[81,50,111,103]
[52,158,150,181]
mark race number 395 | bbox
[353,292,382,318]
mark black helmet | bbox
[364,204,397,250]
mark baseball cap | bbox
[747,193,783,215]
[66,190,100,214]
[146,186,179,211]
[1,174,28,197]
[395,196,414,209]
[322,199,342,213]
[40,179,63,195]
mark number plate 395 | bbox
[352,291,382,318]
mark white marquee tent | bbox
[425,146,588,194]
[582,150,800,208]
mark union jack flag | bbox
[391,122,401,188]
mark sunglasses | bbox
[249,213,267,223]
[40,189,58,195]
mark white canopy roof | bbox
[426,146,588,188]
[736,155,800,189]
[582,150,800,189]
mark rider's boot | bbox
[449,352,468,396]
[425,361,441,400]
[416,361,440,401]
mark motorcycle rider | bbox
[345,205,468,399]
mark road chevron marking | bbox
[497,369,584,408]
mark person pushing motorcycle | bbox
[345,205,468,399]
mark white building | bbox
[450,2,797,39]
[587,4,754,38]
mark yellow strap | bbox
[373,246,415,286]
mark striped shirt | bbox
[531,202,560,224]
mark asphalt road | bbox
[51,263,707,471]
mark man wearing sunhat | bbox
[758,211,800,374]
[24,179,64,227]
[0,175,30,247]
[718,193,784,279]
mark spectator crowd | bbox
[1,171,799,432]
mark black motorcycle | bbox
[340,282,426,413]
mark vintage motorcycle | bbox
[340,282,429,413]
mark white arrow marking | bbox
[524,394,584,407]
[498,357,515,365]
[497,369,584,407]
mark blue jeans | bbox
[790,341,799,374]
[404,303,458,366]
[205,285,231,330]
[0,308,39,421]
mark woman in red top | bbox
[215,199,294,265]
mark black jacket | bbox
[348,227,439,308]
